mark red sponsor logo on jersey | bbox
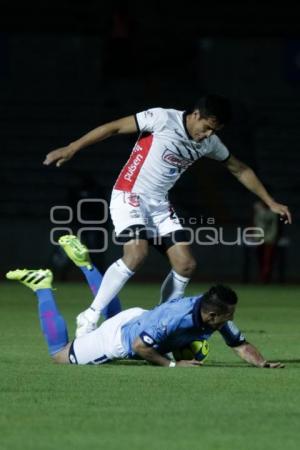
[114,134,153,191]
[124,154,144,182]
[132,143,143,153]
[127,193,140,207]
[162,149,193,169]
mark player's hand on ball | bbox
[176,359,203,367]
[43,145,77,167]
[261,361,285,369]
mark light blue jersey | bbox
[121,295,245,358]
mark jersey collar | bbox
[192,295,215,333]
[182,111,194,141]
[192,296,204,328]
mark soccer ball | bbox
[173,339,209,362]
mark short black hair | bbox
[201,284,238,314]
[193,94,232,125]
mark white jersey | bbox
[114,108,230,199]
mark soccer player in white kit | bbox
[44,95,291,337]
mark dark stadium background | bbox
[0,0,299,283]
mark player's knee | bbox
[123,247,149,271]
[173,257,197,277]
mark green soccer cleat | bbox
[58,235,92,270]
[6,269,53,291]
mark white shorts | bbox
[69,308,145,365]
[109,189,183,238]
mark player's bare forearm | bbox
[70,115,138,151]
[132,338,202,367]
[233,342,284,368]
[236,167,291,223]
[225,155,292,223]
[228,158,274,205]
[132,338,173,367]
[43,115,137,167]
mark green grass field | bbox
[0,281,300,450]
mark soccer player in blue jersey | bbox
[6,264,283,369]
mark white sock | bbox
[90,259,134,313]
[159,270,190,304]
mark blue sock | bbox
[35,289,69,355]
[81,266,122,319]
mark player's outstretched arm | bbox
[232,342,284,368]
[132,338,202,368]
[43,115,138,167]
[224,154,292,224]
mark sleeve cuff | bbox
[221,152,231,163]
[227,339,247,348]
[139,332,156,347]
[134,114,141,133]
